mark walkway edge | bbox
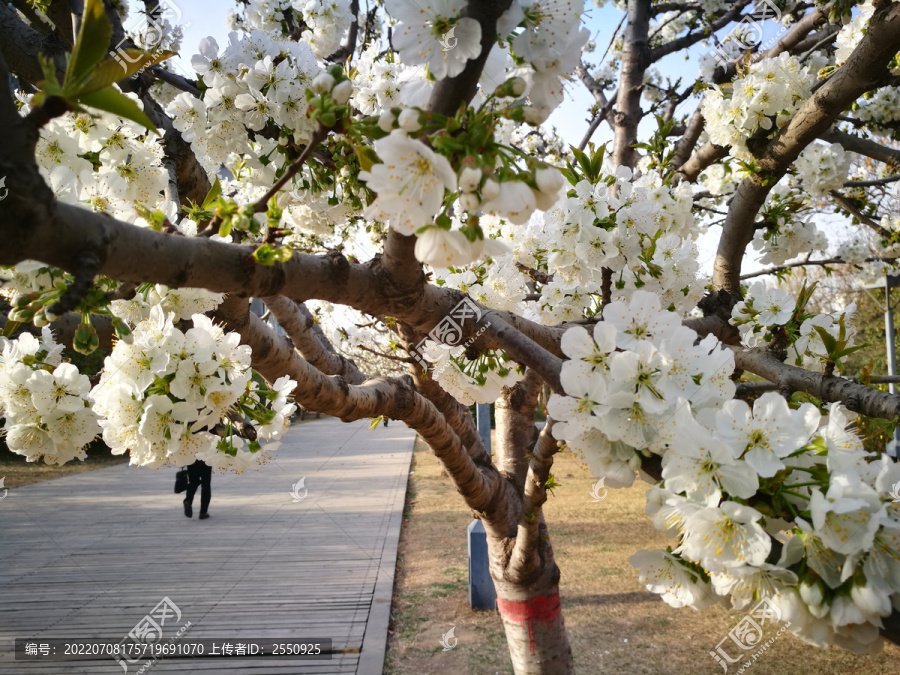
[356,432,415,675]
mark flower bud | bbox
[73,325,100,355]
[459,192,480,212]
[9,307,35,323]
[33,310,50,328]
[311,72,335,94]
[494,76,527,99]
[377,110,396,133]
[459,167,482,193]
[113,317,134,345]
[533,186,558,212]
[799,579,823,608]
[522,106,547,125]
[398,108,422,132]
[535,167,565,195]
[12,293,36,309]
[331,79,353,105]
[481,178,500,201]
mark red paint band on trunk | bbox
[497,593,562,622]
[497,594,562,656]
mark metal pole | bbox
[888,276,898,396]
[476,403,491,455]
[885,277,900,457]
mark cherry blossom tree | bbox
[3,0,900,672]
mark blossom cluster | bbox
[238,0,353,59]
[530,159,702,323]
[549,291,737,487]
[0,330,99,465]
[729,281,858,374]
[702,53,815,161]
[552,293,900,653]
[385,0,588,123]
[175,32,321,172]
[794,142,850,199]
[358,108,567,268]
[29,109,168,224]
[90,306,295,472]
[729,281,797,349]
[420,340,524,405]
[630,397,900,655]
[110,284,224,325]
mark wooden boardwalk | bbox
[0,417,416,674]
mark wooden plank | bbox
[0,418,416,675]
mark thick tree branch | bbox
[0,2,67,86]
[509,419,561,583]
[821,128,900,171]
[612,0,652,168]
[676,141,728,183]
[732,346,900,422]
[215,296,510,515]
[494,369,543,492]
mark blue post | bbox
[469,403,496,610]
[476,403,491,454]
[467,519,497,610]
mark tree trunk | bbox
[494,370,542,490]
[495,584,574,674]
[488,388,574,675]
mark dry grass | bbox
[0,445,128,489]
[385,437,900,674]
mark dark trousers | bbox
[184,461,212,515]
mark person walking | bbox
[183,460,212,520]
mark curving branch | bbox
[649,0,751,62]
[829,191,891,239]
[821,128,900,171]
[214,296,514,518]
[262,295,367,385]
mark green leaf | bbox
[353,144,380,172]
[812,325,837,355]
[65,0,112,91]
[252,243,293,266]
[79,50,175,95]
[201,176,222,209]
[76,86,158,132]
